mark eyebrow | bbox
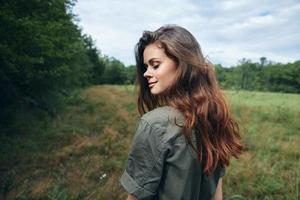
[144,58,159,66]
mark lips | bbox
[148,81,157,88]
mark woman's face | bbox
[143,43,177,95]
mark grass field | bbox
[0,85,299,200]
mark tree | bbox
[82,34,105,84]
[0,0,97,122]
[213,58,300,93]
[266,61,300,93]
[100,57,127,84]
[125,65,136,84]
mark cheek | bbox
[161,73,176,87]
[168,75,177,86]
[166,67,177,82]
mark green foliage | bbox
[125,65,137,84]
[0,0,106,131]
[266,61,300,93]
[99,57,127,84]
[82,34,105,84]
[215,58,300,93]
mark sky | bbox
[73,0,300,67]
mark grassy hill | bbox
[1,85,299,200]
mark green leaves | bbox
[215,59,300,93]
[0,0,100,123]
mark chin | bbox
[151,91,159,95]
[150,89,161,95]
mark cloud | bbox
[73,0,300,67]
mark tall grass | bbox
[0,86,299,199]
[225,90,299,200]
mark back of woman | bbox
[120,25,243,200]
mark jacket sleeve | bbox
[120,119,167,200]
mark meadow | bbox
[0,85,299,200]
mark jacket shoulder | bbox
[141,106,184,131]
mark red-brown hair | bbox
[134,24,243,174]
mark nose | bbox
[143,68,152,79]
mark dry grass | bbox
[1,85,299,200]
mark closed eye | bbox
[153,65,159,69]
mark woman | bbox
[120,25,243,200]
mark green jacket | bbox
[120,106,225,200]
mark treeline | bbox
[0,0,133,126]
[215,58,300,93]
[0,0,299,130]
[109,58,300,94]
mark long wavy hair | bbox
[134,24,243,174]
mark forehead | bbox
[143,43,166,64]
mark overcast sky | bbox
[73,0,300,67]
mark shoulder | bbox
[141,106,184,129]
[140,106,185,144]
